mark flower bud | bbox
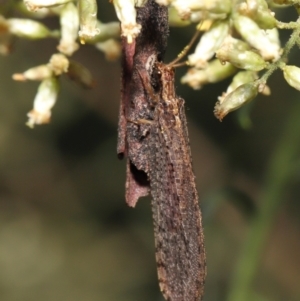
[24,0,72,11]
[17,2,53,18]
[7,18,56,39]
[84,21,120,44]
[222,36,251,52]
[168,7,191,27]
[238,0,276,30]
[78,0,100,44]
[282,65,300,91]
[57,2,79,55]
[49,53,69,75]
[13,65,53,81]
[181,59,236,90]
[161,0,231,19]
[113,0,141,43]
[226,71,258,94]
[233,15,280,61]
[188,20,229,68]
[214,82,258,121]
[26,77,59,128]
[216,44,267,71]
[95,39,121,61]
[190,11,228,23]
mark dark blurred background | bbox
[0,2,299,301]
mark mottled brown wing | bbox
[148,101,206,301]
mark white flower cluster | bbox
[153,0,300,121]
[160,0,282,121]
[1,0,299,125]
[0,0,121,127]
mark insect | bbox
[117,1,206,300]
[134,55,207,301]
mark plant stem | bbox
[260,18,300,84]
[227,99,300,301]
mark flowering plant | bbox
[1,0,300,125]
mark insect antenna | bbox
[168,22,203,69]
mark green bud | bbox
[16,2,53,18]
[226,71,258,94]
[214,82,259,121]
[24,0,72,11]
[238,0,276,29]
[254,8,276,30]
[233,15,280,61]
[181,59,236,90]
[7,18,55,39]
[190,11,229,23]
[216,45,267,71]
[57,2,79,55]
[84,21,120,44]
[49,53,69,75]
[78,0,100,44]
[161,0,231,19]
[222,36,251,52]
[12,53,69,81]
[282,65,300,91]
[188,20,229,68]
[168,7,191,27]
[26,77,59,128]
[13,65,52,81]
